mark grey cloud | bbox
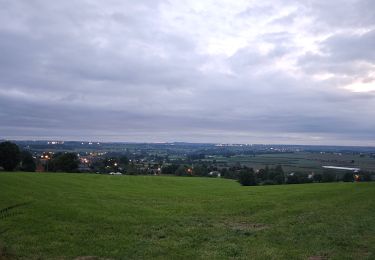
[299,29,375,76]
[0,0,375,145]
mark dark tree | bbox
[162,164,179,175]
[174,165,188,176]
[286,174,299,184]
[342,172,354,182]
[119,155,129,165]
[193,164,209,177]
[50,153,79,172]
[256,168,268,181]
[0,141,21,171]
[360,172,372,182]
[238,168,257,186]
[322,170,336,182]
[313,173,323,183]
[267,165,285,184]
[20,151,36,172]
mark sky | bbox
[0,0,375,145]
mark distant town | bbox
[1,140,374,184]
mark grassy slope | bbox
[0,172,374,259]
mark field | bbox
[206,152,375,174]
[0,172,374,259]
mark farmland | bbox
[1,172,374,259]
[204,152,375,174]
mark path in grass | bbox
[0,172,374,259]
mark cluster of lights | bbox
[41,152,53,160]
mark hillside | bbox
[0,172,374,259]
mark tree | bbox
[313,173,323,183]
[162,164,179,175]
[175,165,188,176]
[20,151,36,172]
[0,141,20,171]
[268,165,285,184]
[360,172,372,182]
[238,168,257,186]
[342,172,354,182]
[50,153,79,172]
[193,164,209,177]
[286,174,299,184]
[322,170,336,182]
[256,168,267,181]
[119,155,129,166]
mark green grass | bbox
[0,172,374,259]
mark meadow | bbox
[0,172,374,259]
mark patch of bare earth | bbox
[308,256,328,260]
[74,257,112,260]
[217,219,269,235]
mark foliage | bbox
[262,179,276,185]
[192,164,209,177]
[342,172,354,182]
[19,151,36,172]
[0,142,20,171]
[238,168,257,186]
[286,174,299,184]
[313,173,323,183]
[50,153,79,173]
[119,156,129,165]
[162,164,179,175]
[174,165,189,176]
[322,171,336,182]
[359,171,372,182]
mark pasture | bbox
[0,172,374,259]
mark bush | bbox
[238,169,257,186]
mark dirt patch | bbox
[227,222,268,232]
[0,244,15,260]
[217,219,269,236]
[308,256,328,260]
[74,257,111,260]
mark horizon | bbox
[3,137,375,149]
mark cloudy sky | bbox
[0,0,375,145]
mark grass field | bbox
[0,172,374,259]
